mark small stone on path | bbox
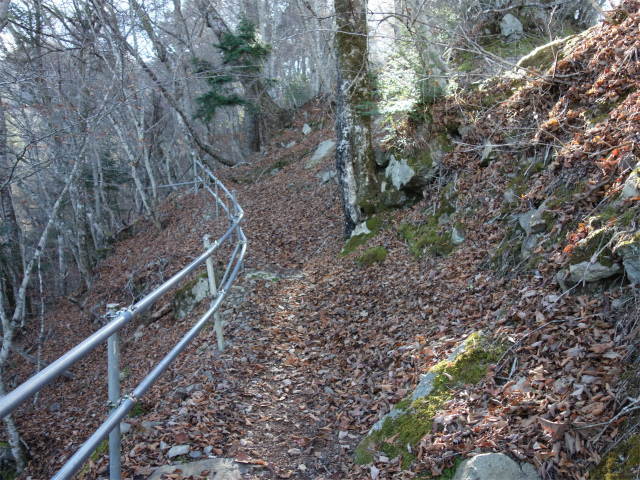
[167,445,190,459]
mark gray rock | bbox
[285,140,296,149]
[140,420,163,434]
[167,445,190,459]
[458,124,474,137]
[374,147,390,167]
[385,156,415,190]
[134,328,144,342]
[503,188,517,204]
[120,422,132,435]
[351,221,372,238]
[245,270,280,282]
[479,143,498,167]
[172,387,188,401]
[613,230,640,284]
[302,124,312,135]
[500,13,523,42]
[49,402,60,411]
[306,140,336,169]
[451,225,466,246]
[569,261,621,283]
[321,169,337,184]
[452,453,537,480]
[621,164,640,200]
[189,450,203,459]
[0,444,14,461]
[149,458,250,480]
[521,233,542,260]
[174,274,211,319]
[203,445,214,455]
[519,200,549,235]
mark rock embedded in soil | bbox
[149,458,250,480]
[167,445,190,459]
[451,453,537,480]
[305,140,337,169]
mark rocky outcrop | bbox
[383,136,451,194]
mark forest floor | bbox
[5,5,640,480]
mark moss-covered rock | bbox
[342,217,384,257]
[355,333,503,469]
[517,31,586,70]
[355,246,388,267]
[399,181,460,258]
[568,226,617,268]
[384,136,452,194]
[173,271,218,320]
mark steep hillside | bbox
[2,4,640,480]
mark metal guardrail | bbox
[0,163,246,479]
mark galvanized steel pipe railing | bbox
[0,164,246,480]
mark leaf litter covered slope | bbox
[3,8,640,479]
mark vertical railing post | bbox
[203,235,224,352]
[106,303,121,480]
[215,181,219,222]
[227,195,233,246]
[194,153,198,195]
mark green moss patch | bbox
[400,221,453,258]
[129,402,146,419]
[341,217,384,257]
[355,246,388,267]
[592,435,640,480]
[568,226,617,268]
[90,439,109,462]
[355,334,503,469]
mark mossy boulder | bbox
[517,30,588,70]
[173,271,220,320]
[355,333,502,469]
[399,182,460,258]
[342,217,384,257]
[355,246,388,267]
[384,135,452,194]
[568,226,617,268]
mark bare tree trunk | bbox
[0,94,24,319]
[334,0,378,237]
[69,179,94,290]
[0,0,27,457]
[109,116,162,230]
[0,153,83,477]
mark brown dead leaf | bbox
[235,452,252,464]
[539,418,569,442]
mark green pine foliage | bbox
[194,17,272,123]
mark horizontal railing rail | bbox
[0,163,246,480]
